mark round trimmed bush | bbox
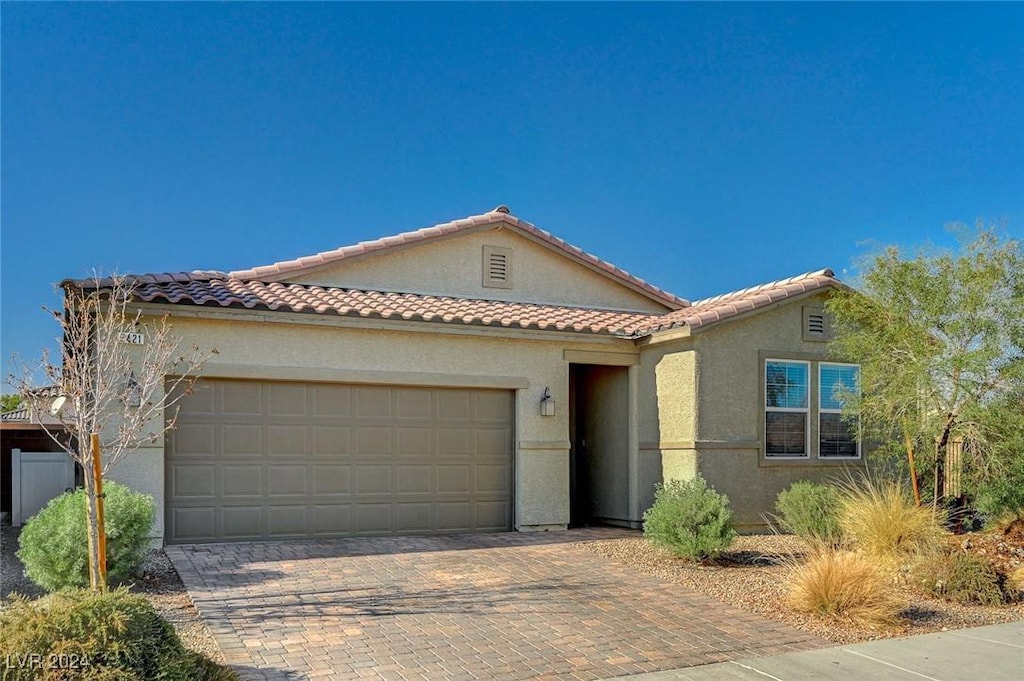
[776,481,843,546]
[643,476,736,561]
[17,481,155,591]
[0,588,236,680]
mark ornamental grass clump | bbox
[837,478,945,564]
[17,481,155,591]
[775,481,843,547]
[787,549,903,626]
[643,476,736,562]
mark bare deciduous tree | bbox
[9,274,215,590]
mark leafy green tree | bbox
[1,393,23,412]
[826,225,1024,506]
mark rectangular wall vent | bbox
[802,306,830,341]
[483,245,513,289]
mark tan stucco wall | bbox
[286,226,671,313]
[133,309,639,542]
[647,294,865,530]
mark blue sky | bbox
[2,3,1022,379]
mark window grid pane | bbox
[766,412,808,456]
[766,361,809,409]
[820,364,859,411]
[819,413,858,458]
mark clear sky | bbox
[2,2,1022,378]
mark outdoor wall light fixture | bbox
[540,386,555,417]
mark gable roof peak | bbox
[225,209,689,310]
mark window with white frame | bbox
[819,363,860,458]
[765,359,810,458]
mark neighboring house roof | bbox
[61,209,843,338]
[1,406,32,422]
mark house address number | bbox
[118,332,145,345]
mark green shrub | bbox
[776,481,843,546]
[643,476,736,561]
[913,552,1006,606]
[0,588,237,680]
[17,481,155,591]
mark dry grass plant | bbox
[786,548,904,627]
[837,477,946,566]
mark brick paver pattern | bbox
[167,529,826,681]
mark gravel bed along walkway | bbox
[573,533,1024,645]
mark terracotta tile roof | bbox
[132,279,662,337]
[224,207,689,310]
[643,269,841,334]
[123,268,840,338]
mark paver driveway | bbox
[167,529,825,680]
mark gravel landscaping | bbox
[5,522,1022,664]
[573,530,1024,645]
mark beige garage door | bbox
[166,379,514,543]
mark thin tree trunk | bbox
[903,426,922,506]
[934,416,955,507]
[81,464,103,591]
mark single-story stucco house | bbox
[66,207,863,544]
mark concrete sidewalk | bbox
[609,620,1023,680]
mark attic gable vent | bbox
[802,306,830,342]
[483,245,513,289]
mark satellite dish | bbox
[49,395,66,416]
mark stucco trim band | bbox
[639,440,761,450]
[518,440,571,451]
[562,349,640,366]
[196,363,530,389]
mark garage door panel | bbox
[172,423,216,456]
[269,384,307,416]
[313,504,351,534]
[222,382,263,415]
[476,501,511,530]
[167,379,512,543]
[312,384,351,417]
[173,465,217,498]
[312,426,351,455]
[396,389,432,419]
[356,503,392,533]
[437,428,471,456]
[172,507,216,541]
[268,465,308,496]
[223,424,262,455]
[222,465,262,497]
[437,391,471,420]
[437,465,470,493]
[476,391,513,421]
[397,502,432,531]
[356,427,392,454]
[222,506,263,538]
[355,386,392,417]
[396,427,433,456]
[268,506,307,536]
[476,429,511,457]
[437,502,471,531]
[313,465,351,494]
[397,465,432,493]
[475,465,511,493]
[356,466,392,494]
